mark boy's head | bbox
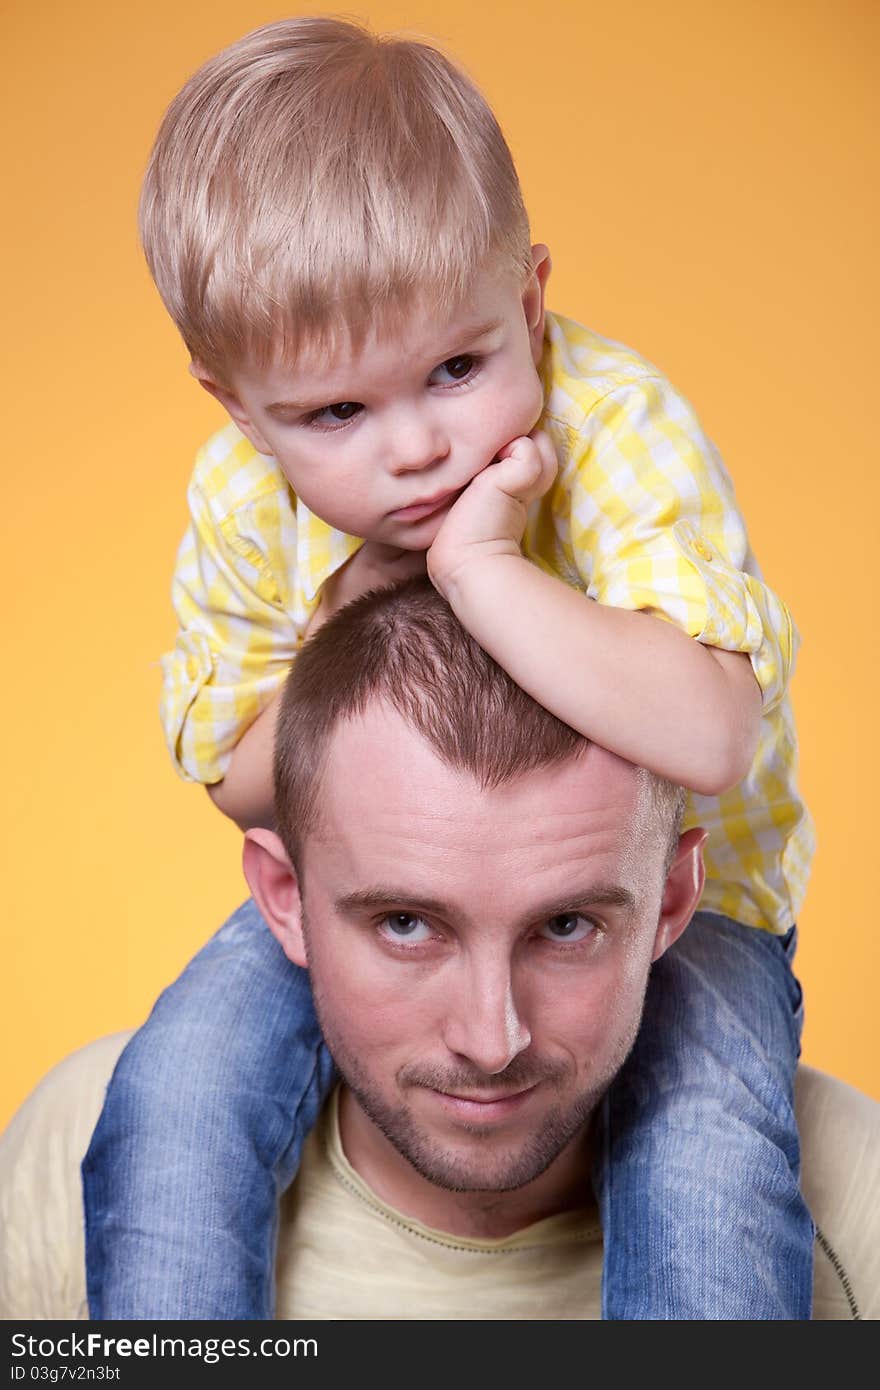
[141,17,552,547]
[142,15,535,381]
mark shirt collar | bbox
[296,497,364,604]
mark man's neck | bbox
[336,1086,594,1241]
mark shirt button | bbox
[692,540,714,562]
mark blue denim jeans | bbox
[83,901,812,1319]
[592,910,812,1318]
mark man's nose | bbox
[386,406,450,476]
[442,955,531,1075]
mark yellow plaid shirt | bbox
[161,312,814,934]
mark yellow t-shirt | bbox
[159,313,814,932]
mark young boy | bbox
[83,17,815,1319]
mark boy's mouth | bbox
[389,487,462,523]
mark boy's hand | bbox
[306,541,427,636]
[427,431,557,600]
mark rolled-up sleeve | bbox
[565,376,799,713]
[160,478,300,784]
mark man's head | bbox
[140,18,549,549]
[246,579,705,1201]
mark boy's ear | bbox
[524,243,552,363]
[242,828,308,968]
[188,360,273,456]
[651,827,708,962]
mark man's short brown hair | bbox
[274,578,685,868]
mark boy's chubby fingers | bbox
[427,433,557,600]
[490,431,558,504]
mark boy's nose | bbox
[386,410,450,475]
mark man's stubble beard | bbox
[338,1054,607,1194]
[307,944,646,1195]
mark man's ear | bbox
[652,827,708,962]
[242,828,308,968]
[188,360,273,456]
[523,243,552,364]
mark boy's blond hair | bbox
[140,17,532,382]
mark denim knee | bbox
[82,899,335,1318]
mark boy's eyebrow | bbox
[435,314,505,358]
[262,317,505,416]
[264,395,330,418]
[445,314,505,344]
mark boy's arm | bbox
[206,691,281,830]
[428,435,765,796]
[161,465,302,822]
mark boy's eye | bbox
[431,354,477,385]
[325,401,361,421]
[444,354,474,379]
[303,400,363,429]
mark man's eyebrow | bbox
[538,885,638,917]
[334,887,452,917]
[334,883,637,918]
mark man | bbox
[2,581,878,1319]
[246,580,702,1251]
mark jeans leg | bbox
[82,898,335,1319]
[593,911,813,1319]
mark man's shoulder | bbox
[796,1066,880,1319]
[542,312,669,431]
[0,1033,134,1320]
[189,421,294,526]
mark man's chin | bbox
[350,1080,596,1195]
[397,1143,559,1195]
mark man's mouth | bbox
[428,1084,539,1122]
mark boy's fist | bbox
[427,431,557,598]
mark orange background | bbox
[3,0,878,1128]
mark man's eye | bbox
[431,354,477,384]
[379,912,433,944]
[539,913,597,944]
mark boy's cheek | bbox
[491,367,545,452]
